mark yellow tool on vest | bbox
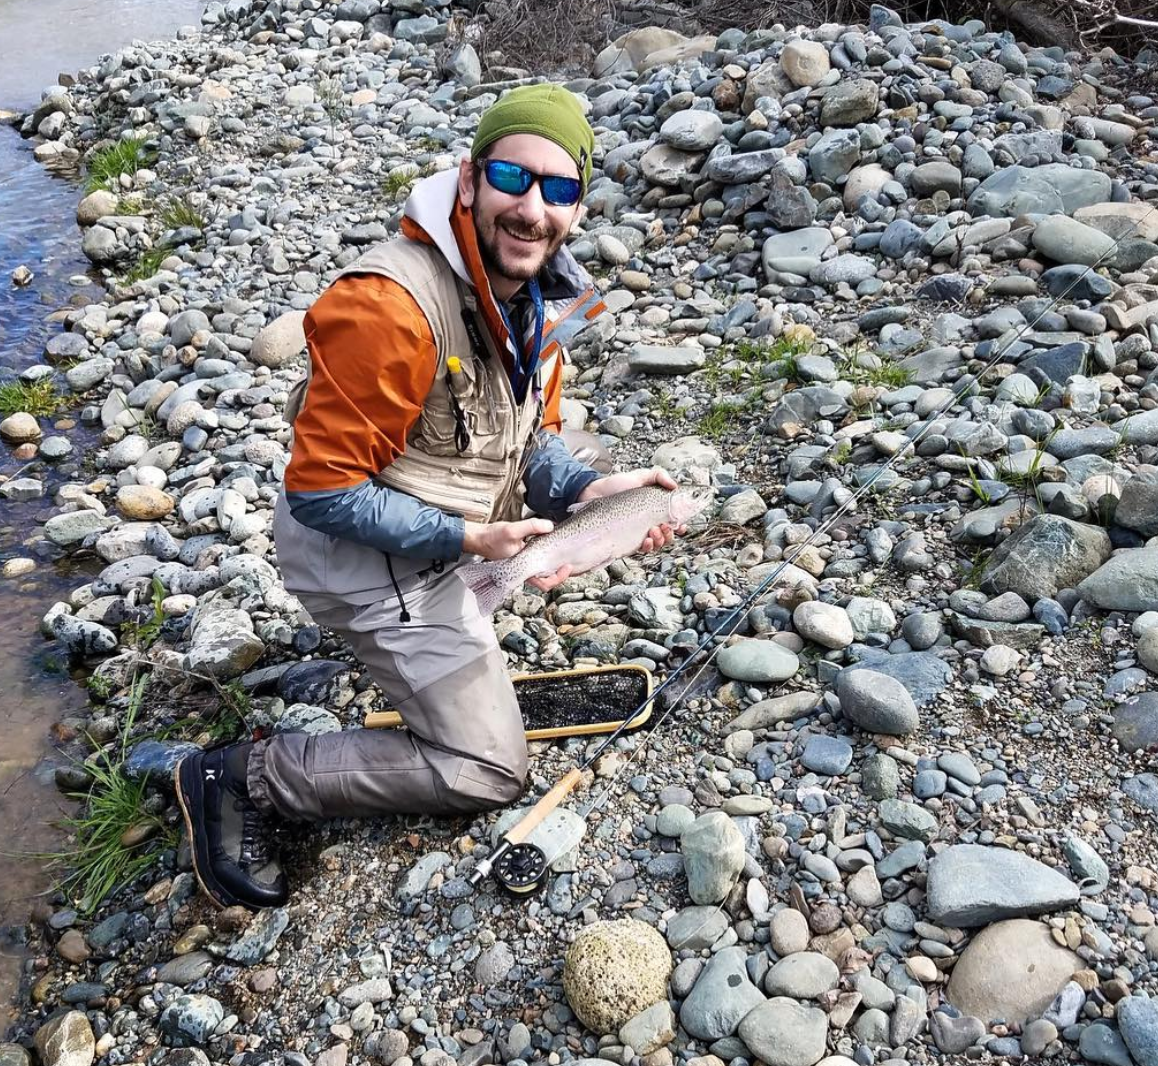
[445,356,471,453]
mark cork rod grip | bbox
[506,767,583,844]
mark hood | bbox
[400,168,605,362]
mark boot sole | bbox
[174,755,245,911]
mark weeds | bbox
[119,246,169,285]
[159,195,205,232]
[84,137,156,194]
[961,548,990,590]
[382,168,417,202]
[854,361,914,389]
[49,675,176,915]
[0,378,64,417]
[734,335,815,384]
[122,577,166,650]
[966,463,993,505]
[650,391,681,422]
[317,76,347,143]
[699,401,745,439]
[831,440,852,465]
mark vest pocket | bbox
[376,448,511,523]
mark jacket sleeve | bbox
[521,353,602,520]
[283,273,466,560]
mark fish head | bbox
[667,485,714,524]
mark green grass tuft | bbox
[84,137,156,194]
[0,378,64,417]
[49,676,177,915]
[381,169,417,202]
[159,195,205,232]
[119,246,170,285]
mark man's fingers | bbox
[652,467,678,490]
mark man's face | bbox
[458,133,584,295]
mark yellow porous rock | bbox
[563,919,672,1034]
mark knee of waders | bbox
[449,742,528,810]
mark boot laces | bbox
[234,796,276,869]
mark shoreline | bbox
[1,1,1157,1064]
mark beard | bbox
[472,200,568,286]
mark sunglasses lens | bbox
[541,176,582,206]
[486,160,531,195]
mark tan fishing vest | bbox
[285,238,551,524]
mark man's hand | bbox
[462,518,573,593]
[462,517,553,560]
[576,466,684,554]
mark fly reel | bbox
[492,842,548,896]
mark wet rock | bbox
[159,994,225,1047]
[33,1011,94,1066]
[0,412,41,444]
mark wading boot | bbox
[175,742,287,909]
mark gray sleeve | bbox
[286,480,465,560]
[521,431,602,521]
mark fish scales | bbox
[456,485,712,615]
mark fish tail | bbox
[456,561,511,616]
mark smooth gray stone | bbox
[927,845,1080,927]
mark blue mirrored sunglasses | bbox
[482,159,582,207]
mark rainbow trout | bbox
[456,485,713,616]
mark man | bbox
[175,84,685,910]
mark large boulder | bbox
[834,669,919,735]
[679,947,766,1040]
[250,310,307,369]
[1079,548,1158,612]
[979,515,1111,602]
[968,164,1112,218]
[947,920,1082,1025]
[927,845,1080,927]
[780,39,830,87]
[563,920,671,1034]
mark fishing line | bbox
[499,192,1158,910]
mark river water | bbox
[0,0,204,1029]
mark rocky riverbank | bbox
[2,2,1158,1066]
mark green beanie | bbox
[471,83,595,189]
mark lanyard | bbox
[498,278,545,404]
